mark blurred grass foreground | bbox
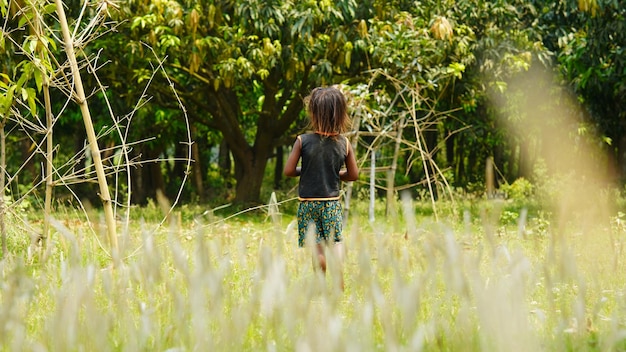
[1,191,626,352]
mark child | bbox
[283,86,359,289]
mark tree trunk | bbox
[616,128,626,180]
[171,141,187,196]
[486,156,495,198]
[274,145,283,189]
[218,140,231,181]
[221,110,295,205]
[456,140,466,185]
[140,147,166,202]
[493,144,504,186]
[71,128,95,203]
[467,148,477,183]
[425,128,438,161]
[445,129,455,165]
[232,147,270,205]
[519,139,533,180]
[130,152,146,205]
[191,126,205,201]
[199,70,308,205]
[20,138,37,184]
[513,142,521,180]
[150,158,166,201]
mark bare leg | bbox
[315,243,327,272]
[313,242,344,292]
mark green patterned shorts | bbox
[297,200,343,247]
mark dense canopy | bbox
[0,0,623,208]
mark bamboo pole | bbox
[486,156,495,198]
[55,0,118,256]
[343,114,361,224]
[0,120,5,258]
[386,117,404,217]
[369,149,375,223]
[36,12,54,255]
[414,115,438,221]
[42,79,53,250]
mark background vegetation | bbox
[2,0,624,210]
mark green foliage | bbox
[349,0,551,196]
[108,0,368,204]
[3,0,625,209]
[500,177,534,202]
[205,164,235,199]
[533,0,626,172]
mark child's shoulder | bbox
[300,132,318,140]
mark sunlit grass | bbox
[2,197,626,351]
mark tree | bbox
[117,0,367,205]
[352,0,548,194]
[541,0,626,178]
[1,0,121,255]
[1,0,196,260]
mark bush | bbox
[500,177,533,202]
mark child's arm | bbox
[340,143,359,181]
[283,137,302,177]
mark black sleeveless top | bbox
[298,133,349,200]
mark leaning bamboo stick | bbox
[55,0,118,257]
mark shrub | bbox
[500,177,533,202]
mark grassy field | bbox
[1,196,626,351]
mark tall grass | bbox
[1,198,626,351]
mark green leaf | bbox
[34,70,43,92]
[257,69,269,80]
[29,38,38,53]
[26,87,37,116]
[207,4,216,28]
[43,3,57,15]
[18,11,34,28]
[7,84,16,101]
[494,81,507,94]
[447,62,465,79]
[133,68,152,84]
[49,37,56,51]
[0,82,15,114]
[16,71,29,90]
[160,35,181,51]
[130,17,143,30]
[0,73,9,88]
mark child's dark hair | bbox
[305,86,351,136]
